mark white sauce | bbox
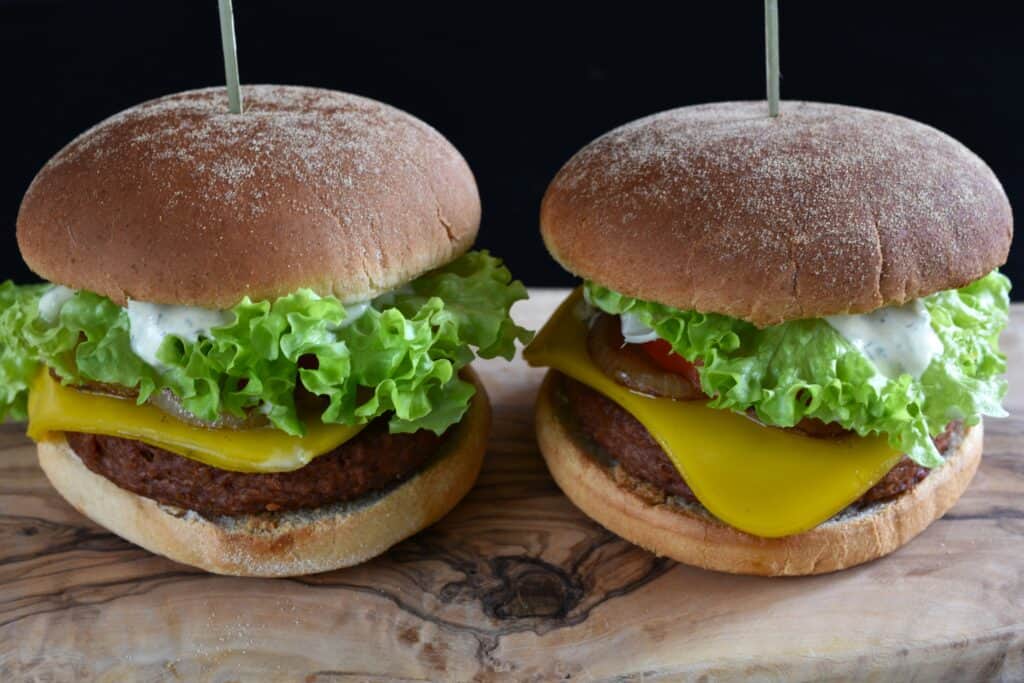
[127,301,231,370]
[826,300,943,380]
[38,285,77,323]
[35,286,378,377]
[328,301,370,330]
[125,294,374,373]
[619,311,660,344]
[372,284,415,308]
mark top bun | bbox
[541,101,1012,326]
[17,85,480,307]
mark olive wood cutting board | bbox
[1,289,1022,681]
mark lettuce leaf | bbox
[0,251,531,435]
[584,271,1010,467]
[0,281,48,421]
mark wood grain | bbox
[1,290,1022,682]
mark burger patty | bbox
[561,375,956,508]
[65,420,443,517]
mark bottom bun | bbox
[37,368,490,577]
[535,371,982,576]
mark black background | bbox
[1,1,1021,296]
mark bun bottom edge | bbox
[535,370,982,577]
[36,368,491,577]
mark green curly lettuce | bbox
[584,271,1011,467]
[0,281,48,420]
[0,250,531,436]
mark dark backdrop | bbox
[2,1,1022,295]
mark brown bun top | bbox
[541,101,1012,326]
[17,85,480,307]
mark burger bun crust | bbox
[541,101,1012,326]
[18,85,480,307]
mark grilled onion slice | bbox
[586,313,705,400]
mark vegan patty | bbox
[66,420,443,517]
[561,375,957,509]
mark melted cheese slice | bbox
[523,289,902,538]
[27,371,366,473]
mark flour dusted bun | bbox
[541,101,1011,326]
[17,85,480,307]
[37,369,490,577]
[534,372,982,576]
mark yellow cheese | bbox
[27,371,366,473]
[523,289,901,538]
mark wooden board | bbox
[1,289,1022,682]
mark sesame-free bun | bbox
[18,85,480,307]
[36,368,490,577]
[535,371,982,576]
[541,101,1012,326]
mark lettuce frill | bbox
[0,251,531,436]
[585,271,1010,467]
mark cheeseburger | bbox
[525,101,1012,576]
[1,85,530,576]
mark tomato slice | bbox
[641,339,702,387]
